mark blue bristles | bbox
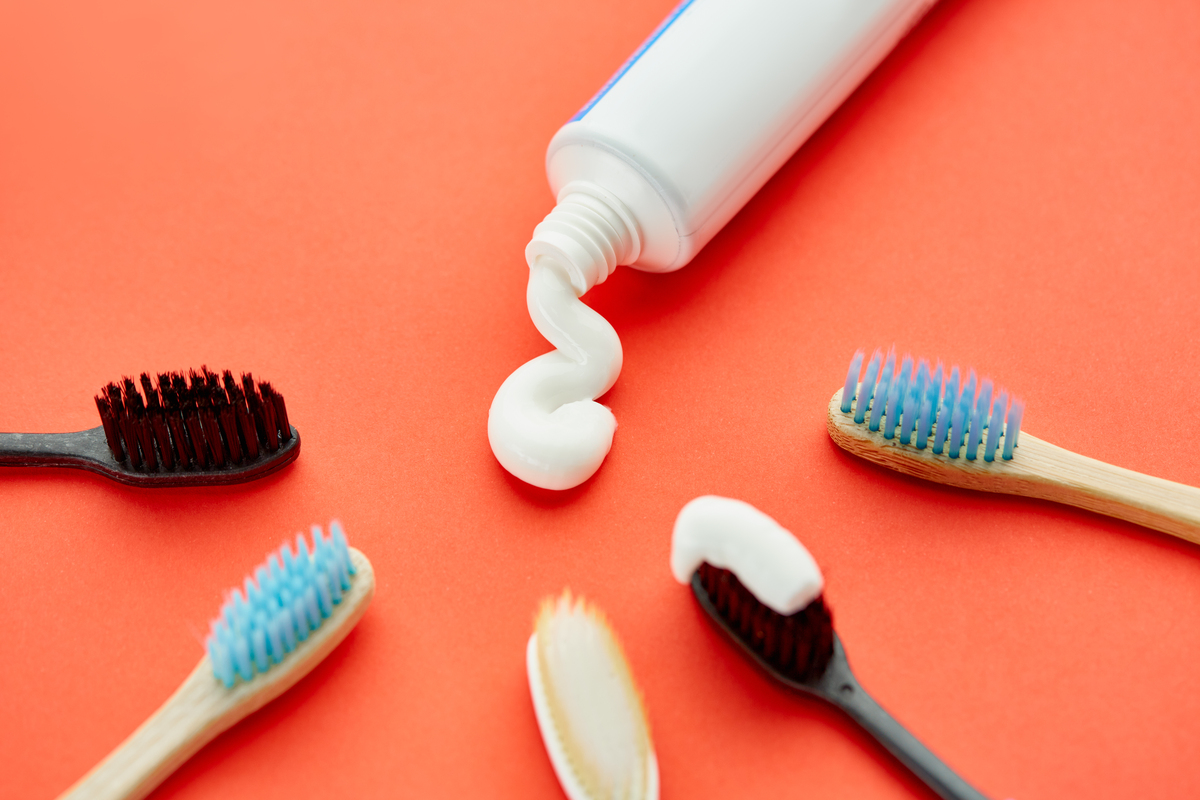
[883,356,913,441]
[1003,400,1024,460]
[899,361,925,445]
[947,402,967,458]
[948,372,977,459]
[854,350,882,424]
[206,521,357,688]
[841,350,864,413]
[841,350,1024,462]
[965,379,992,461]
[984,391,1007,462]
[868,350,895,432]
[932,367,958,455]
[883,368,904,439]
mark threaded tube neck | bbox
[525,185,640,295]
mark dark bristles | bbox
[125,384,158,471]
[158,375,190,468]
[94,395,124,462]
[224,373,260,461]
[93,370,294,473]
[141,373,173,470]
[697,562,834,684]
[260,382,292,443]
[215,381,242,464]
[120,380,146,469]
[258,385,280,451]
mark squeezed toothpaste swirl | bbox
[489,190,637,490]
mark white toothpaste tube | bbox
[490,0,937,490]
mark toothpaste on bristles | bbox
[671,496,995,800]
[672,495,833,682]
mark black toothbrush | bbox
[0,369,299,487]
[691,563,991,800]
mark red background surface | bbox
[3,1,1199,798]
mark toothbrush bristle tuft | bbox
[697,562,833,683]
[94,370,291,472]
[535,590,653,800]
[840,349,1024,461]
[205,521,356,688]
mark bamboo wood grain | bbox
[828,389,1200,545]
[57,548,375,800]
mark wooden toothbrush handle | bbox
[827,391,1200,545]
[1007,435,1200,545]
[56,659,243,800]
[58,550,375,800]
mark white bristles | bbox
[529,591,657,800]
[841,349,1023,461]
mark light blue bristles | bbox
[947,402,967,458]
[882,363,905,440]
[841,350,864,413]
[932,367,958,455]
[984,390,1007,462]
[841,350,1024,462]
[883,356,913,441]
[965,379,992,461]
[948,372,976,459]
[868,350,895,432]
[854,350,882,424]
[205,521,357,688]
[916,362,942,449]
[915,392,934,449]
[899,361,925,445]
[1003,400,1024,460]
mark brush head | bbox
[673,496,835,686]
[692,564,834,685]
[92,368,298,485]
[206,520,360,688]
[838,348,1024,462]
[527,590,658,800]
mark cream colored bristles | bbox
[527,590,658,800]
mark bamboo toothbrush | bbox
[527,589,659,800]
[672,495,995,800]
[58,521,374,800]
[828,348,1200,544]
[0,368,298,487]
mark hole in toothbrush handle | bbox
[813,642,993,800]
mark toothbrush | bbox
[527,589,659,800]
[57,521,374,800]
[672,496,993,800]
[0,368,299,486]
[828,348,1200,545]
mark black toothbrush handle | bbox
[688,573,992,800]
[0,426,300,486]
[0,429,113,469]
[813,637,991,800]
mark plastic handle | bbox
[818,650,990,800]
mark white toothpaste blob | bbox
[488,249,625,491]
[671,496,823,615]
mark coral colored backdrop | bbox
[2,1,1199,798]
